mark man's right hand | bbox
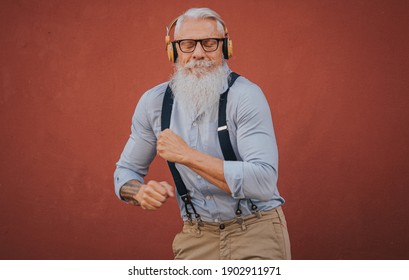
[120,180,175,210]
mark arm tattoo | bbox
[120,180,142,206]
[123,181,142,189]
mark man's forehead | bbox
[175,18,223,39]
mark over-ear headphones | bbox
[165,17,233,63]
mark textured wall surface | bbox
[1,0,408,259]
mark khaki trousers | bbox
[172,206,291,260]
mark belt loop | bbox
[275,206,283,224]
[194,221,201,233]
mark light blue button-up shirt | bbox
[114,75,284,222]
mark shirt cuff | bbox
[114,168,144,200]
[223,161,245,199]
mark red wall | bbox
[1,0,408,259]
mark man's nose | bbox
[192,41,206,59]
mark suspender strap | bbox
[218,72,240,161]
[161,85,190,197]
[162,84,202,224]
[161,85,173,133]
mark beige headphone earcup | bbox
[223,37,233,59]
[167,43,174,62]
[228,39,233,59]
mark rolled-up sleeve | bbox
[224,83,279,201]
[114,92,158,200]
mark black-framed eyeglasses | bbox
[174,38,224,53]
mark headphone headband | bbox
[166,17,180,38]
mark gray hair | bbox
[174,8,226,37]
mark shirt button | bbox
[192,122,197,126]
[197,175,201,179]
[206,195,211,200]
[219,224,225,230]
[214,219,219,223]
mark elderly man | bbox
[114,7,291,260]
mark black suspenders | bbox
[161,72,243,224]
[217,73,240,161]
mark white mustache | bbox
[184,59,215,69]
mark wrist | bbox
[180,147,196,165]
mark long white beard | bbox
[170,60,230,121]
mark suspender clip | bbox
[249,199,262,219]
[235,200,246,230]
[181,193,203,226]
[217,125,228,131]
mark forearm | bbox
[182,149,231,193]
[120,180,142,206]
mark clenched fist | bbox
[157,129,192,163]
[121,180,174,210]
